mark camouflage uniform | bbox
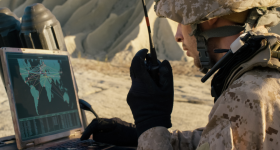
[137,0,280,150]
[138,35,280,150]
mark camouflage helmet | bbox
[154,0,280,26]
[154,0,280,74]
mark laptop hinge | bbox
[26,142,34,148]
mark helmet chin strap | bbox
[194,25,246,74]
[196,35,211,74]
[192,7,279,77]
[193,8,264,75]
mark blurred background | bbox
[0,0,279,138]
[1,0,190,64]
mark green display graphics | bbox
[6,53,81,140]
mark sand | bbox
[0,58,213,138]
[0,0,279,139]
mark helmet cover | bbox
[154,0,280,25]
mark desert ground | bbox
[0,0,215,138]
[0,58,213,138]
[0,0,279,139]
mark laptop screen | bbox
[6,52,81,141]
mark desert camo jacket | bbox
[137,32,280,150]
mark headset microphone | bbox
[141,0,160,84]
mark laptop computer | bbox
[0,47,85,149]
[0,47,136,150]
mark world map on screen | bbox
[18,59,70,115]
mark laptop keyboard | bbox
[44,139,136,150]
[44,139,115,150]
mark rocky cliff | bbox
[1,0,189,66]
[1,0,280,66]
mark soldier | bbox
[82,0,280,149]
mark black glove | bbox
[127,49,174,136]
[80,118,138,147]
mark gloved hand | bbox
[80,118,138,147]
[127,49,174,136]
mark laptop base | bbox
[0,134,136,150]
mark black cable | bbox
[79,99,99,119]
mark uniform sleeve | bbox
[137,127,204,150]
[197,68,280,150]
[137,69,280,150]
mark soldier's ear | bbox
[208,18,218,26]
[200,18,218,31]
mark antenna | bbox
[141,0,158,66]
[141,0,159,83]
